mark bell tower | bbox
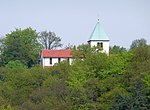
[88,19,109,54]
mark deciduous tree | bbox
[110,45,126,54]
[0,28,41,67]
[130,38,147,49]
[37,31,62,50]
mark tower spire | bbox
[87,20,110,54]
[88,20,109,41]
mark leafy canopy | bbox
[0,28,42,67]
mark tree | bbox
[64,43,74,50]
[21,75,71,110]
[72,43,92,58]
[0,28,41,67]
[37,31,62,50]
[116,45,150,110]
[110,45,127,54]
[130,38,147,49]
[109,79,149,110]
[5,60,27,69]
[0,38,3,54]
[0,38,5,66]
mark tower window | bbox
[100,43,103,49]
[97,42,103,49]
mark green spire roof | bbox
[89,20,109,41]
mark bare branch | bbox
[37,31,62,50]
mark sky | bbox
[0,0,150,49]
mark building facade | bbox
[41,50,73,68]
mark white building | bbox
[88,20,109,54]
[41,50,73,68]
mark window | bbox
[67,58,70,63]
[97,42,103,49]
[58,58,61,63]
[100,43,103,49]
[50,58,52,64]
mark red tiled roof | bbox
[42,50,73,58]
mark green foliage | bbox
[103,52,133,77]
[0,66,47,108]
[143,75,150,91]
[67,62,94,89]
[110,79,149,110]
[72,43,90,58]
[130,38,147,49]
[131,45,150,63]
[110,45,127,54]
[0,105,12,110]
[0,39,150,109]
[5,60,27,69]
[0,28,42,67]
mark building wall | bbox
[42,57,73,68]
[89,41,109,54]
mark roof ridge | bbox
[89,21,109,41]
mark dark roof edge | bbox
[88,39,110,42]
